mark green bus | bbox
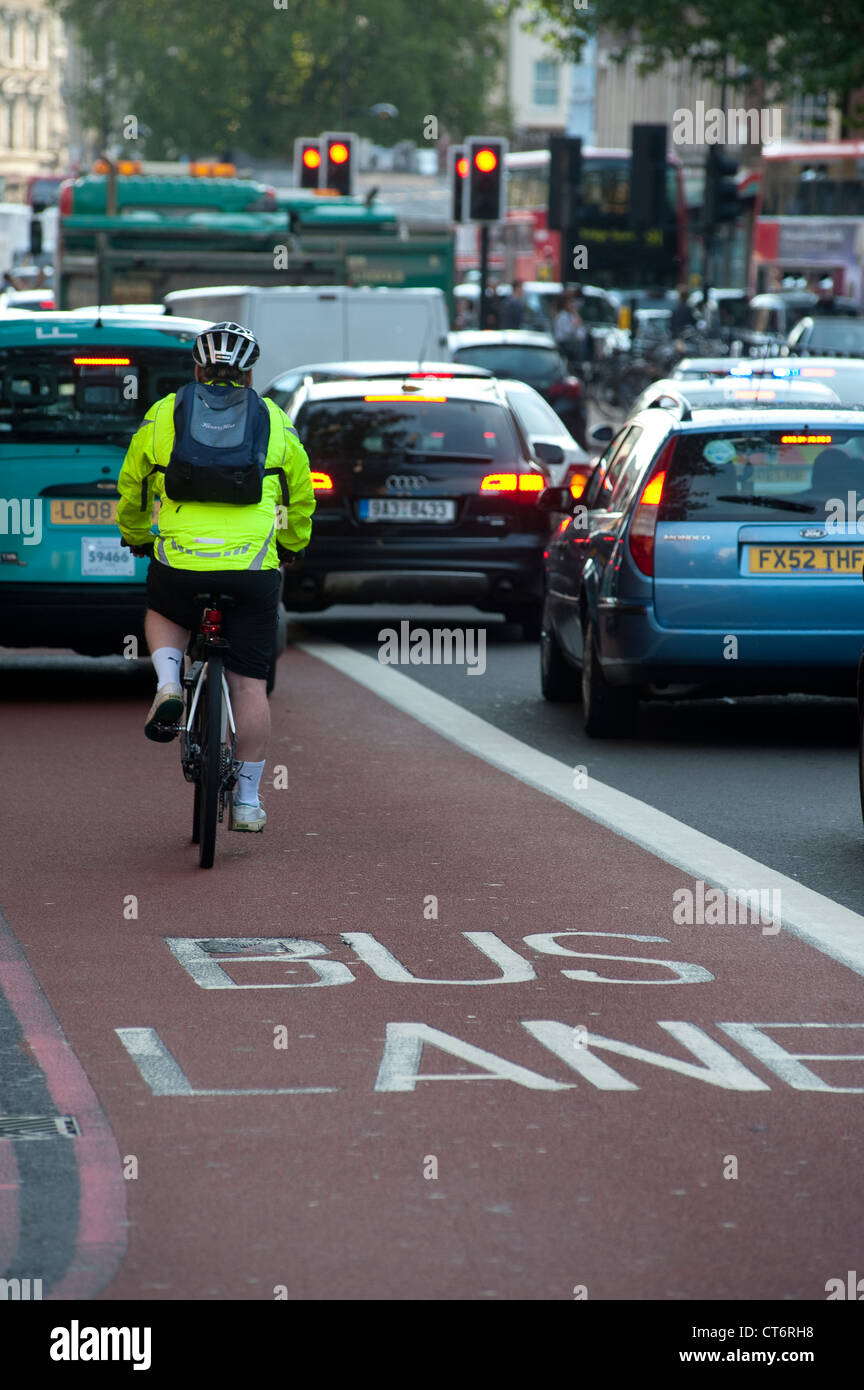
[57,175,455,309]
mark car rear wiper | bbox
[715,494,816,513]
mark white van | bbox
[163,285,451,387]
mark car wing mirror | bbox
[537,485,575,513]
[534,441,565,466]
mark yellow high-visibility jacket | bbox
[117,384,315,571]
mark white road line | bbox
[296,636,864,978]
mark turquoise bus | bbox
[0,311,204,654]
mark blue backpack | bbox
[154,382,288,507]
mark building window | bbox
[532,60,560,109]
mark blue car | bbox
[539,397,864,735]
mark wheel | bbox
[196,652,224,868]
[540,600,579,701]
[581,619,638,738]
[191,780,201,844]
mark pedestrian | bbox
[500,279,525,329]
[669,284,697,336]
[553,290,589,368]
[482,287,500,330]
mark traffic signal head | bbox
[294,138,322,190]
[466,137,508,223]
[321,132,357,196]
[547,134,582,232]
[704,145,740,226]
[448,145,468,223]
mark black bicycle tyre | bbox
[197,652,223,868]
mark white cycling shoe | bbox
[230,799,267,833]
[144,683,184,742]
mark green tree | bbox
[55,0,510,159]
[525,0,864,133]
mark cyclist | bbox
[116,321,315,833]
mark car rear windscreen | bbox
[451,345,561,387]
[658,429,864,522]
[295,398,522,462]
[0,345,193,440]
[803,320,864,353]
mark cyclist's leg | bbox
[142,565,196,740]
[219,570,280,823]
[224,672,269,763]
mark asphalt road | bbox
[1,629,862,1311]
[293,604,864,915]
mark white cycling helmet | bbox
[193,321,260,370]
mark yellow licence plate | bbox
[50,499,119,526]
[748,545,864,574]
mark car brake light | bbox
[363,394,446,403]
[310,471,334,491]
[547,377,582,398]
[39,300,54,309]
[480,472,544,494]
[569,474,587,499]
[408,371,453,378]
[628,439,676,577]
[73,356,131,366]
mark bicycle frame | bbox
[180,607,239,815]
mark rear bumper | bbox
[284,535,544,609]
[597,604,862,694]
[0,583,146,652]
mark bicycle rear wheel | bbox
[197,653,224,868]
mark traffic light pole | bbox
[479,223,490,329]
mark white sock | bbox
[235,760,265,806]
[152,647,184,690]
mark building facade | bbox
[0,0,69,185]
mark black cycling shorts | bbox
[146,562,281,680]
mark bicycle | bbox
[124,544,238,867]
[180,594,240,869]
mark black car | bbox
[448,329,587,449]
[786,316,864,357]
[284,376,551,637]
[264,359,493,408]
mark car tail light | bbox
[408,371,453,378]
[39,299,54,309]
[311,471,334,491]
[480,472,544,495]
[628,439,676,577]
[547,376,583,399]
[564,462,595,500]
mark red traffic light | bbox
[302,147,321,170]
[328,142,350,165]
[456,156,468,179]
[474,147,498,173]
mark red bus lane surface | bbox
[0,644,862,1301]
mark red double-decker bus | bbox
[750,140,864,302]
[456,145,688,288]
